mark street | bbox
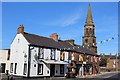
[1,72,120,80]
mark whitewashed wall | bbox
[9,33,29,76]
[29,47,51,77]
[0,50,10,73]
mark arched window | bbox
[93,39,95,43]
[85,39,88,43]
[90,28,92,30]
[86,28,88,30]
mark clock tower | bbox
[82,4,97,53]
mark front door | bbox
[1,63,6,73]
[50,64,55,77]
[76,64,82,76]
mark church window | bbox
[85,39,88,43]
[93,39,95,43]
[90,28,92,30]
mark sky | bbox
[1,2,118,55]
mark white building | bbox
[0,49,10,74]
[9,25,72,77]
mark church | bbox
[9,4,100,77]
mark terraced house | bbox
[9,4,100,77]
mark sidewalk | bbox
[76,71,120,78]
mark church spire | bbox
[86,4,93,25]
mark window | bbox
[93,39,95,43]
[86,28,88,30]
[85,39,88,43]
[10,63,13,73]
[60,64,64,74]
[51,49,55,60]
[79,55,83,61]
[38,64,43,75]
[90,28,92,30]
[14,63,17,74]
[18,39,20,43]
[38,48,44,59]
[23,63,27,75]
[60,51,64,61]
[71,53,74,60]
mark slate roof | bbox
[23,32,97,56]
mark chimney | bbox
[17,25,24,34]
[50,33,58,41]
[64,39,75,45]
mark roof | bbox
[110,56,120,59]
[23,32,97,55]
[86,4,93,25]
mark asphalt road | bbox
[1,72,120,80]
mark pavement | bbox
[0,72,120,80]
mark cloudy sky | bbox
[2,2,118,55]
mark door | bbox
[1,63,6,73]
[50,64,55,77]
[76,64,82,76]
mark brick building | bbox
[66,4,100,76]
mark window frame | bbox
[14,63,17,74]
[23,63,27,75]
[51,49,55,60]
[38,48,44,59]
[60,51,64,61]
[85,39,88,43]
[37,64,43,75]
[10,63,13,73]
[60,64,64,74]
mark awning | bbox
[41,60,68,64]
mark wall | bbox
[0,49,10,73]
[9,33,29,77]
[29,46,69,77]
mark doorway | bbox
[1,63,6,73]
[76,64,82,76]
[50,64,55,77]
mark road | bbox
[1,72,120,80]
